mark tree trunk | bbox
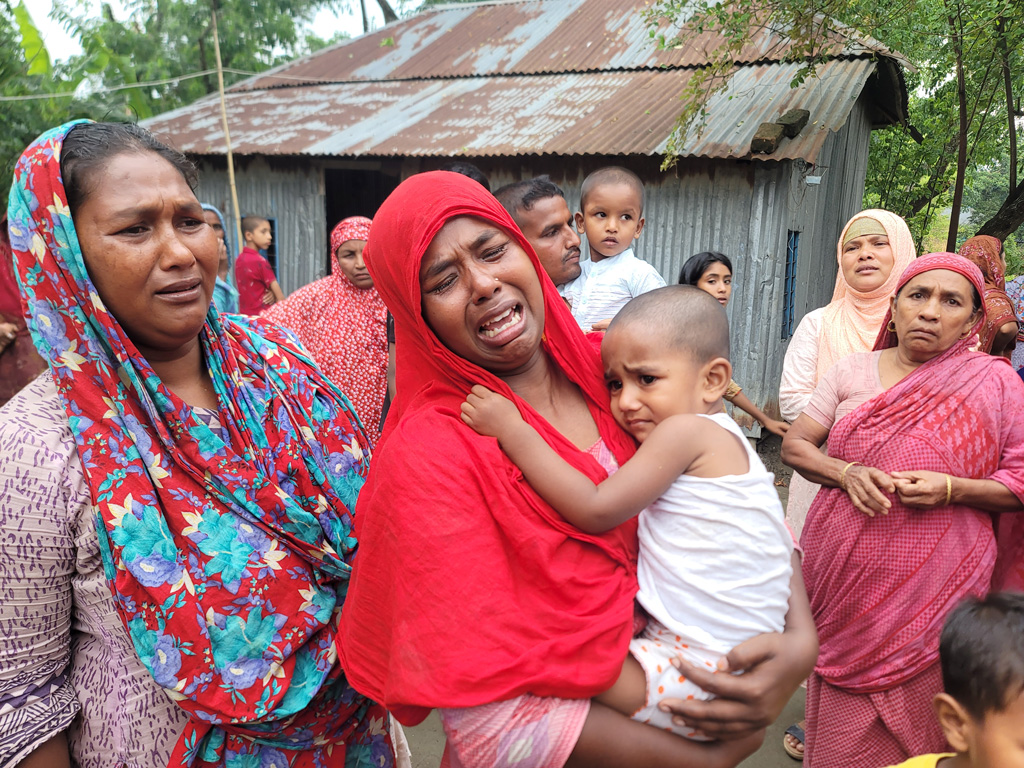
[374,0,398,24]
[977,176,1024,242]
[359,0,369,33]
[996,17,1017,192]
[198,34,214,93]
[946,7,968,252]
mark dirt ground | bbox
[756,432,793,508]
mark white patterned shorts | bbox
[628,619,722,740]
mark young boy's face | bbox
[575,182,644,261]
[601,322,707,443]
[246,221,273,251]
[966,691,1024,768]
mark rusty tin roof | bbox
[143,0,907,162]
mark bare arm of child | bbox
[461,385,738,534]
[727,389,789,437]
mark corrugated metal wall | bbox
[189,96,871,430]
[195,156,326,294]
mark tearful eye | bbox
[428,275,456,295]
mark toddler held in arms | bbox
[461,285,794,739]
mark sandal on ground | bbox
[783,723,805,761]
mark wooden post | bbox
[211,7,243,266]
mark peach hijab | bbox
[816,209,916,379]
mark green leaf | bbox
[13,1,51,76]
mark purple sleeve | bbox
[0,402,80,762]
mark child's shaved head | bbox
[608,285,730,364]
[580,166,645,212]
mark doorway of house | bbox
[324,166,401,274]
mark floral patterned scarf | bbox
[6,122,392,766]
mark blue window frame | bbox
[782,231,799,339]
[260,217,279,275]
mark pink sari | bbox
[802,253,1024,766]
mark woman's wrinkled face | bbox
[73,151,218,360]
[841,232,895,293]
[336,239,373,288]
[419,216,545,375]
[892,269,980,362]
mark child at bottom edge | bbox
[884,592,1024,768]
[461,284,797,739]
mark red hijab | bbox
[263,216,387,442]
[337,172,639,724]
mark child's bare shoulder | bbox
[655,412,730,431]
[649,413,724,446]
[652,413,748,472]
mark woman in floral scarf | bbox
[0,121,407,767]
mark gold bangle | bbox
[839,461,862,490]
[945,474,953,506]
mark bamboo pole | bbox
[211,7,243,266]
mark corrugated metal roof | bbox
[143,0,907,161]
[236,0,896,89]
[145,58,876,163]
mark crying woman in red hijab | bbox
[337,171,818,768]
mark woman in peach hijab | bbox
[779,210,916,540]
[777,209,915,761]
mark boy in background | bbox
[563,166,665,331]
[236,216,284,316]
[886,592,1024,768]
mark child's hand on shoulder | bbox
[461,384,522,438]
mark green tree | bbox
[0,0,105,210]
[650,0,1024,248]
[51,0,347,119]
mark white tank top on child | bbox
[635,412,794,654]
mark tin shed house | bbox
[143,0,909,427]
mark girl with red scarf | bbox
[782,253,1024,768]
[263,216,388,443]
[337,171,818,768]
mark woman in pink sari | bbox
[781,253,1024,768]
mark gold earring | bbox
[887,320,896,333]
